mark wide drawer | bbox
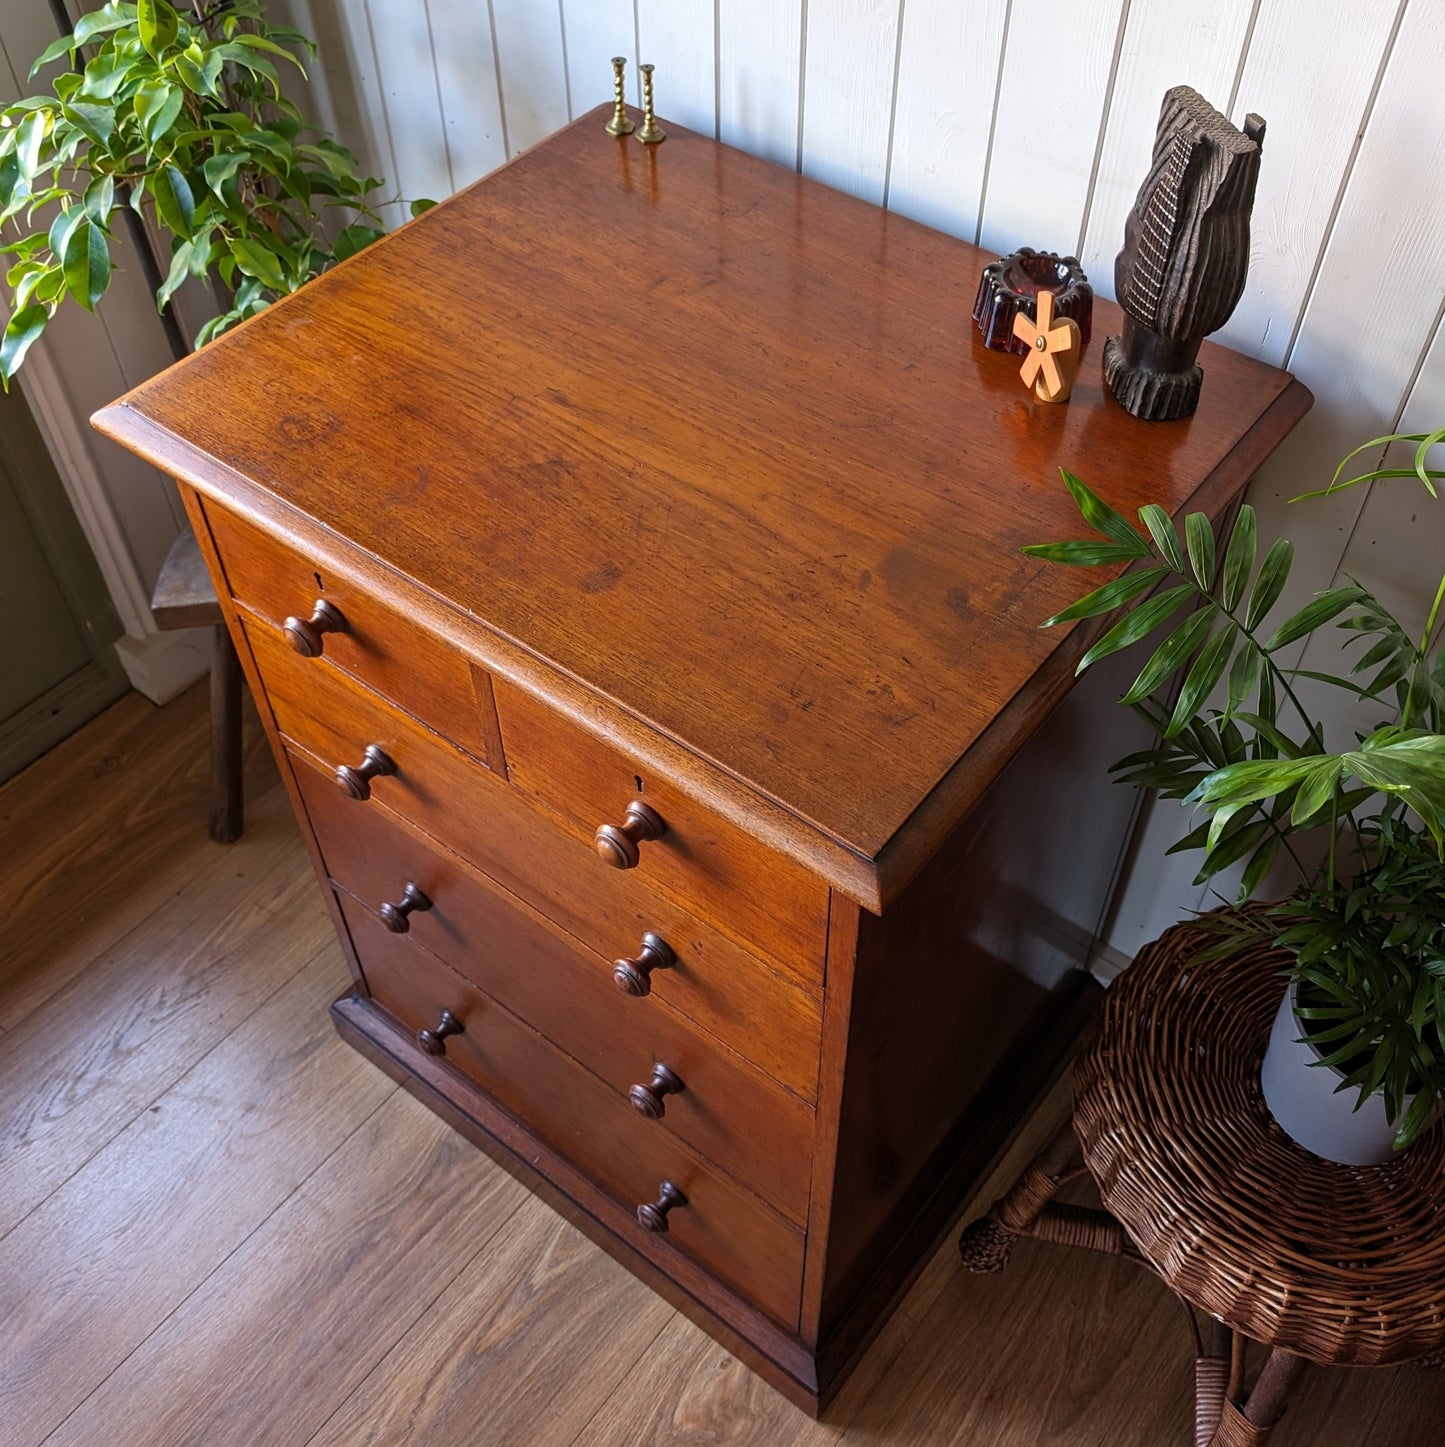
[346,902,806,1329]
[493,679,829,982]
[295,751,822,1104]
[305,762,813,1223]
[204,497,503,769]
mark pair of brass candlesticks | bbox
[605,57,664,144]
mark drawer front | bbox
[300,757,813,1222]
[346,903,805,1329]
[204,498,502,769]
[248,618,824,1018]
[493,679,829,983]
[295,752,822,1104]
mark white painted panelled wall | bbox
[9,1,1445,954]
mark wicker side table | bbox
[960,920,1445,1445]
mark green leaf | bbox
[332,222,383,262]
[1184,512,1217,592]
[1077,584,1195,674]
[1239,833,1280,898]
[1225,637,1262,718]
[1220,505,1257,612]
[1166,622,1239,738]
[62,215,111,310]
[80,53,135,102]
[82,172,115,223]
[1138,503,1186,574]
[409,197,437,218]
[1039,565,1169,628]
[14,111,46,182]
[137,0,180,61]
[226,236,287,291]
[1290,757,1345,827]
[1191,755,1322,811]
[215,42,280,94]
[134,79,184,148]
[1264,585,1365,652]
[1021,540,1152,567]
[0,302,47,382]
[1061,471,1152,556]
[29,35,77,80]
[203,149,250,198]
[48,204,85,264]
[156,237,194,310]
[60,100,115,147]
[1245,538,1293,630]
[151,163,195,238]
[75,6,141,47]
[1119,603,1215,704]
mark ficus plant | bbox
[1027,428,1445,1147]
[0,0,430,384]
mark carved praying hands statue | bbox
[1104,86,1265,421]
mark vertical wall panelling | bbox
[489,0,571,156]
[1324,318,1445,656]
[299,2,403,225]
[1245,0,1444,647]
[976,0,1128,257]
[798,0,902,205]
[717,0,803,168]
[563,0,639,118]
[362,1,454,212]
[422,0,508,189]
[886,0,1009,240]
[1216,0,1403,367]
[1076,1,1257,292]
[636,0,718,139]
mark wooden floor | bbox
[1,687,1440,1447]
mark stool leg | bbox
[1206,1348,1307,1446]
[959,1122,1080,1272]
[209,624,243,844]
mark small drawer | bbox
[493,679,829,983]
[295,753,822,1103]
[312,773,814,1223]
[204,497,502,769]
[347,904,805,1329]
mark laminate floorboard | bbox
[0,689,1439,1447]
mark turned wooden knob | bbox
[283,598,346,657]
[417,1008,463,1056]
[335,744,396,800]
[628,1062,684,1119]
[612,932,675,996]
[636,1180,687,1234]
[380,881,432,934]
[594,800,666,870]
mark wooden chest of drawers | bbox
[96,110,1309,1412]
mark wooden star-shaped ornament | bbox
[1013,290,1082,403]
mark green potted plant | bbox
[1025,428,1445,1159]
[0,0,429,384]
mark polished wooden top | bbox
[96,107,1310,887]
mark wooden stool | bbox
[960,920,1445,1445]
[150,527,244,842]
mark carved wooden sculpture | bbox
[1105,87,1265,421]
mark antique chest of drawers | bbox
[96,110,1309,1412]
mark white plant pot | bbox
[1260,980,1407,1166]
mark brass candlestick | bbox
[636,63,665,145]
[604,56,633,136]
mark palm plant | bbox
[1026,428,1445,1147]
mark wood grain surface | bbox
[2,689,1438,1445]
[93,109,1308,880]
